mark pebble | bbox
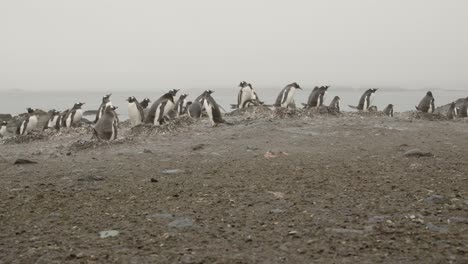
[403,149,433,157]
[161,169,184,174]
[424,194,449,205]
[426,223,448,233]
[168,218,195,228]
[99,230,119,238]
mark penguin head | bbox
[1,121,7,126]
[169,89,179,96]
[388,104,394,108]
[290,82,301,90]
[126,96,137,103]
[103,93,112,103]
[52,109,60,115]
[426,91,433,97]
[74,102,85,109]
[186,101,193,107]
[238,81,247,87]
[450,102,456,108]
[371,88,378,93]
[105,105,118,112]
[142,98,151,103]
[26,108,34,114]
[180,94,188,100]
[204,90,214,95]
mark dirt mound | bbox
[130,116,194,136]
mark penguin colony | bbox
[3,82,467,140]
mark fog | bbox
[1,0,467,92]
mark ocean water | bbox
[1,87,466,120]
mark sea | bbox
[1,87,466,120]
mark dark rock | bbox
[14,159,38,165]
[143,149,153,153]
[150,178,158,183]
[424,194,449,205]
[192,144,205,151]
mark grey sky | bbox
[1,0,467,91]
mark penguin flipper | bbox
[348,105,358,110]
[230,104,238,109]
[415,106,420,111]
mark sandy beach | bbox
[0,108,467,263]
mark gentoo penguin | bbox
[93,105,118,140]
[64,102,85,128]
[126,96,144,126]
[415,91,435,113]
[16,108,38,135]
[175,93,188,116]
[94,93,112,123]
[383,104,394,117]
[60,109,70,127]
[447,102,458,120]
[0,121,7,138]
[140,98,151,120]
[200,90,225,126]
[145,89,178,125]
[237,81,258,109]
[187,101,202,118]
[274,82,302,108]
[307,86,329,108]
[349,88,378,111]
[328,96,341,112]
[458,97,468,118]
[44,109,61,130]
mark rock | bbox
[180,254,195,264]
[161,169,184,174]
[143,149,153,154]
[14,159,38,165]
[246,145,258,151]
[367,215,387,224]
[77,175,104,182]
[150,178,158,183]
[326,228,365,235]
[424,194,449,205]
[99,230,119,238]
[426,223,448,233]
[146,213,174,220]
[168,218,195,228]
[270,208,285,214]
[448,217,468,224]
[192,144,205,151]
[403,149,434,157]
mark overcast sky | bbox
[1,0,467,91]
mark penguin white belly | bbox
[363,95,370,111]
[128,103,141,126]
[203,100,215,126]
[282,89,295,108]
[26,116,38,133]
[66,115,73,128]
[47,118,54,128]
[454,107,458,117]
[73,110,82,125]
[428,102,433,113]
[163,101,175,118]
[0,126,6,137]
[240,88,253,109]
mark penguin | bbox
[64,102,85,128]
[447,102,458,120]
[328,96,341,112]
[60,109,70,127]
[383,104,394,117]
[93,105,118,141]
[237,81,258,109]
[187,101,202,118]
[274,82,302,108]
[195,89,213,103]
[0,121,7,138]
[415,91,435,113]
[200,90,225,126]
[458,97,468,118]
[349,88,378,111]
[307,86,329,108]
[140,98,151,120]
[175,93,188,116]
[94,93,112,123]
[126,96,144,126]
[44,109,61,130]
[145,89,178,125]
[140,98,151,109]
[16,108,38,135]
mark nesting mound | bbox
[301,106,341,118]
[344,110,388,118]
[68,137,129,151]
[407,112,448,121]
[130,116,194,136]
[2,130,55,145]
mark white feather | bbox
[128,102,141,126]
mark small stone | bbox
[425,194,449,205]
[143,149,153,153]
[99,230,119,238]
[180,254,195,264]
[403,149,433,157]
[426,223,448,233]
[192,144,205,151]
[245,235,253,242]
[168,218,194,228]
[14,159,38,165]
[270,208,285,214]
[161,169,184,174]
[150,178,158,183]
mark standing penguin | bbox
[187,101,202,118]
[328,96,341,112]
[447,102,458,120]
[16,108,38,135]
[349,88,378,111]
[93,105,118,140]
[274,82,302,108]
[126,96,144,126]
[145,89,178,125]
[44,109,61,130]
[201,90,225,126]
[458,97,468,118]
[307,86,329,108]
[64,102,85,128]
[94,93,112,123]
[415,91,435,113]
[383,104,394,117]
[175,94,188,116]
[237,81,258,109]
[0,121,7,138]
[140,98,151,120]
